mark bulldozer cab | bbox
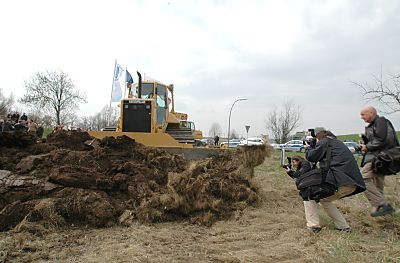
[140,82,168,128]
[180,120,195,130]
[122,80,173,133]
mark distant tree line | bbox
[0,69,119,130]
[0,88,14,117]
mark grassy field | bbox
[337,132,400,142]
[43,127,52,138]
[1,149,399,262]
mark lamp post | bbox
[228,98,247,147]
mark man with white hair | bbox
[360,106,398,217]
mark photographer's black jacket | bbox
[306,137,366,197]
[287,161,311,179]
[364,115,398,163]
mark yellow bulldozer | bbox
[88,72,218,159]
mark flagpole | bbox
[109,59,117,109]
[108,59,117,127]
[124,67,127,99]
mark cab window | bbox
[141,83,154,99]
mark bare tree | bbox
[230,129,239,139]
[0,89,14,117]
[78,106,119,131]
[266,101,301,143]
[353,71,400,113]
[19,70,87,125]
[25,109,53,127]
[209,122,222,137]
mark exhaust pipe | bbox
[137,71,142,98]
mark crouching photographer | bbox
[283,156,311,181]
[282,156,324,233]
[301,130,366,233]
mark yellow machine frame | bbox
[89,75,199,149]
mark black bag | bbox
[371,120,400,176]
[295,143,337,202]
[296,168,337,202]
[372,146,400,176]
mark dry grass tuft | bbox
[0,150,399,262]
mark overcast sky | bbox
[1,0,400,138]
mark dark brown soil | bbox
[0,131,270,232]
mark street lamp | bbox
[228,98,247,147]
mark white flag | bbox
[111,63,124,102]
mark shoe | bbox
[308,226,322,233]
[336,227,352,233]
[370,204,395,217]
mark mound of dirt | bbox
[0,131,270,231]
[46,130,93,151]
[0,130,37,148]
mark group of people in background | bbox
[284,106,398,233]
[1,112,44,139]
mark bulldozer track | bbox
[166,127,195,144]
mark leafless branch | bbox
[353,71,400,114]
[266,100,301,143]
[209,122,222,137]
[19,70,87,125]
[0,89,14,117]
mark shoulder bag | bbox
[295,143,337,202]
[372,120,400,176]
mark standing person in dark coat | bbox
[36,125,44,139]
[20,113,28,122]
[360,106,398,217]
[214,135,220,146]
[2,120,14,132]
[304,130,366,232]
[11,112,17,122]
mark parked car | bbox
[195,138,209,147]
[270,143,281,149]
[343,141,361,154]
[279,140,305,152]
[239,137,265,146]
[220,139,241,148]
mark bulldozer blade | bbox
[160,147,223,160]
[161,144,271,161]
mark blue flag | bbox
[126,70,134,85]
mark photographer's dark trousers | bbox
[361,162,387,211]
[304,185,356,229]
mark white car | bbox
[343,141,361,154]
[220,139,241,148]
[270,143,281,149]
[239,138,265,146]
[279,140,305,152]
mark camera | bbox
[282,157,292,169]
[359,133,368,144]
[303,128,317,148]
[355,134,368,152]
